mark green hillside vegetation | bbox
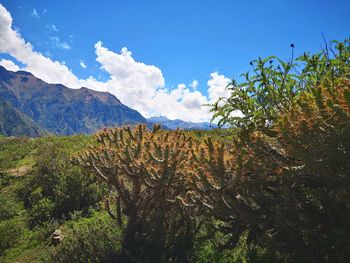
[0,99,48,137]
[0,39,349,262]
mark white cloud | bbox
[207,72,231,102]
[189,79,198,89]
[0,59,21,71]
[93,41,166,114]
[0,3,235,123]
[0,4,79,87]
[31,8,39,18]
[47,24,58,32]
[80,60,87,69]
[60,42,71,50]
[50,36,71,50]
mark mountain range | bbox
[0,66,216,136]
[148,116,216,130]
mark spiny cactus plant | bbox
[272,79,350,262]
[73,124,204,262]
[191,80,350,262]
[188,137,265,250]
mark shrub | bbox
[50,214,121,263]
[0,197,18,221]
[0,137,34,169]
[0,172,12,188]
[199,39,350,262]
[29,198,55,227]
[23,138,105,227]
[211,39,350,135]
[0,219,23,256]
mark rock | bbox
[51,229,63,245]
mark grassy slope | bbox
[0,130,240,263]
[0,135,94,262]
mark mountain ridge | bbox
[148,116,217,130]
[0,66,217,136]
[0,65,147,135]
[0,97,48,137]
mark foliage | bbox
[193,232,275,263]
[211,39,350,134]
[0,197,20,221]
[28,198,55,227]
[2,39,350,263]
[22,138,105,227]
[192,81,350,262]
[0,172,12,188]
[0,219,23,256]
[0,135,109,262]
[0,175,29,260]
[50,212,121,263]
[0,137,35,170]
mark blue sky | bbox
[0,0,349,121]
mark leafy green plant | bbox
[50,214,121,263]
[211,39,350,135]
[0,197,19,221]
[23,138,105,227]
[28,198,55,227]
[0,218,24,256]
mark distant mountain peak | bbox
[0,66,147,136]
[148,116,217,130]
[15,70,33,76]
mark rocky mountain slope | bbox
[0,66,147,135]
[0,98,48,137]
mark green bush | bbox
[211,39,350,135]
[0,197,18,221]
[29,198,55,227]
[0,172,12,188]
[0,137,35,169]
[23,139,105,227]
[50,214,121,263]
[0,219,23,256]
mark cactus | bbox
[73,124,204,262]
[190,80,350,262]
[73,79,350,262]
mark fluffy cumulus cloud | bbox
[93,41,166,115]
[0,4,233,122]
[189,79,198,89]
[207,72,231,102]
[0,4,80,87]
[0,58,21,71]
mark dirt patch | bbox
[6,164,32,177]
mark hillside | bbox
[0,98,48,137]
[0,66,147,135]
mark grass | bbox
[0,134,95,262]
